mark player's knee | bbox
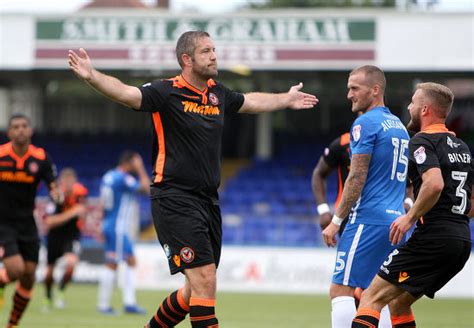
[329,283,354,299]
[6,265,24,281]
[188,266,216,297]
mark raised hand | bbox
[287,82,319,110]
[68,48,94,81]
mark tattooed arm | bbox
[322,153,371,246]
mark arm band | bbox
[404,197,414,209]
[317,203,330,215]
[331,214,344,226]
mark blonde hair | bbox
[416,82,454,118]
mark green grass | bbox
[1,284,473,327]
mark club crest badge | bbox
[352,124,361,142]
[414,146,426,164]
[209,93,219,106]
[180,247,195,264]
[29,161,39,174]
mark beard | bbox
[407,113,421,132]
[192,63,218,81]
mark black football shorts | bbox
[0,216,40,263]
[151,196,222,275]
[378,230,471,299]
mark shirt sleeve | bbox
[138,80,169,112]
[409,135,439,175]
[221,83,245,115]
[122,174,141,193]
[350,115,377,155]
[41,152,57,186]
[323,137,342,168]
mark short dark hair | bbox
[8,113,31,128]
[176,31,210,68]
[118,150,137,166]
[350,65,386,93]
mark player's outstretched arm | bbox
[68,48,142,109]
[45,204,87,229]
[239,82,318,114]
[322,153,370,247]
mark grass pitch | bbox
[1,284,472,327]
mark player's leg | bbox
[331,223,396,328]
[146,197,220,328]
[122,239,146,314]
[0,254,25,310]
[97,230,118,315]
[43,264,55,309]
[56,240,80,309]
[145,278,191,328]
[44,237,60,309]
[7,237,39,328]
[352,275,404,327]
[185,263,218,328]
[388,292,418,328]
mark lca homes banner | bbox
[35,14,375,70]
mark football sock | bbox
[146,289,189,328]
[189,297,218,327]
[379,305,391,328]
[8,284,32,326]
[352,307,380,327]
[97,266,115,310]
[392,312,416,327]
[331,296,357,328]
[123,264,137,306]
[44,272,54,300]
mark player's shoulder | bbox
[28,144,46,160]
[0,142,10,157]
[73,182,88,196]
[141,77,174,91]
[339,132,350,146]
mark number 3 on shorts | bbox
[383,249,399,267]
[335,251,346,271]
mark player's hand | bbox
[287,82,319,110]
[68,48,94,82]
[131,154,145,172]
[389,214,414,245]
[319,212,332,230]
[322,222,340,247]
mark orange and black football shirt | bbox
[138,75,244,200]
[409,124,473,242]
[0,142,56,217]
[323,132,351,208]
[47,182,88,240]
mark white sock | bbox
[331,296,356,328]
[122,265,137,306]
[97,266,116,310]
[379,305,391,328]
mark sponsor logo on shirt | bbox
[182,101,220,116]
[352,124,361,142]
[414,146,426,164]
[0,171,34,183]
